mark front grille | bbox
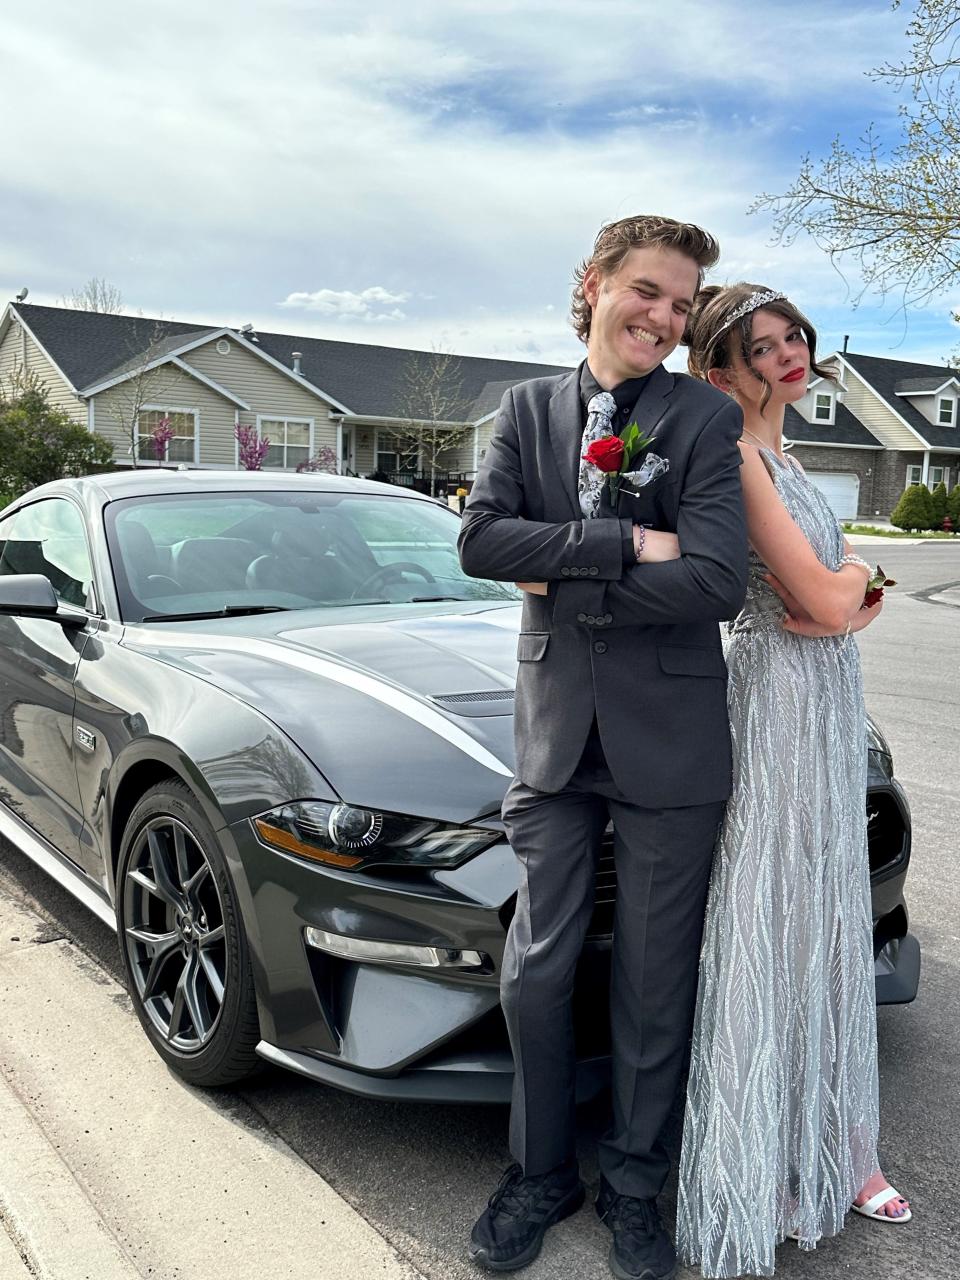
[866,788,908,875]
[586,792,906,942]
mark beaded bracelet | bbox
[634,524,646,562]
[838,552,871,575]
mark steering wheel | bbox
[351,561,436,599]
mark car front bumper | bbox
[226,772,919,1103]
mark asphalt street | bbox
[0,539,957,1280]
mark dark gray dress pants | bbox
[501,755,722,1200]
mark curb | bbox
[0,1068,139,1279]
[0,883,423,1280]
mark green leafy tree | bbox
[890,482,935,530]
[754,1,960,310]
[928,479,949,528]
[0,373,114,500]
[946,482,960,526]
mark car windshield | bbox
[104,489,519,623]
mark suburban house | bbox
[1,299,957,519]
[0,302,566,491]
[784,351,960,519]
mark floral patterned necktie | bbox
[578,391,617,518]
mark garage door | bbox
[807,472,860,520]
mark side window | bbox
[0,500,95,608]
[0,511,18,576]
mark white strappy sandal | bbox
[851,1186,912,1223]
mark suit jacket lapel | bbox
[547,367,585,520]
[624,363,674,445]
[547,364,677,520]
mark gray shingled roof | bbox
[15,306,212,390]
[15,303,571,419]
[88,328,221,388]
[784,402,882,448]
[893,376,957,394]
[844,352,960,449]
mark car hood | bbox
[122,602,522,823]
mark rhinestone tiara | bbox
[718,289,787,333]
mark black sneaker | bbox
[595,1177,677,1280]
[469,1161,585,1271]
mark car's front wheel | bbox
[116,780,260,1085]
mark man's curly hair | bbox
[571,215,720,344]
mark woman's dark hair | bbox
[684,282,835,412]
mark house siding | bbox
[0,320,85,423]
[181,339,340,465]
[91,364,236,465]
[349,425,377,476]
[836,360,927,450]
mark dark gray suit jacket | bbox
[458,362,748,807]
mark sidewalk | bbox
[0,888,423,1280]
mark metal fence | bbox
[378,470,468,494]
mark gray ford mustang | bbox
[0,471,919,1101]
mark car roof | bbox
[6,469,444,509]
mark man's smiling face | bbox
[583,245,699,387]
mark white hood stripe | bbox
[132,632,514,778]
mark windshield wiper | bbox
[410,595,468,603]
[141,604,291,622]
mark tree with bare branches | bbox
[103,320,185,468]
[389,349,475,496]
[60,277,124,313]
[753,1,960,310]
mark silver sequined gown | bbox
[676,449,880,1277]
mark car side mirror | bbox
[0,574,88,628]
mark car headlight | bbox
[252,800,498,871]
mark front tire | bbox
[116,780,260,1085]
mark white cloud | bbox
[279,286,410,322]
[2,0,955,367]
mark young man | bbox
[458,215,748,1280]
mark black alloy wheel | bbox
[116,779,260,1085]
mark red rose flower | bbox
[863,587,884,608]
[583,436,625,473]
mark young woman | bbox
[675,284,910,1277]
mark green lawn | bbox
[842,523,958,539]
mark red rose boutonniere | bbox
[862,565,897,609]
[582,422,658,503]
[583,435,625,472]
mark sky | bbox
[2,0,956,372]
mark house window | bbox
[813,392,833,422]
[375,430,418,476]
[137,408,197,464]
[937,397,954,425]
[907,463,951,489]
[258,417,312,470]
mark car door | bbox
[0,497,99,867]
